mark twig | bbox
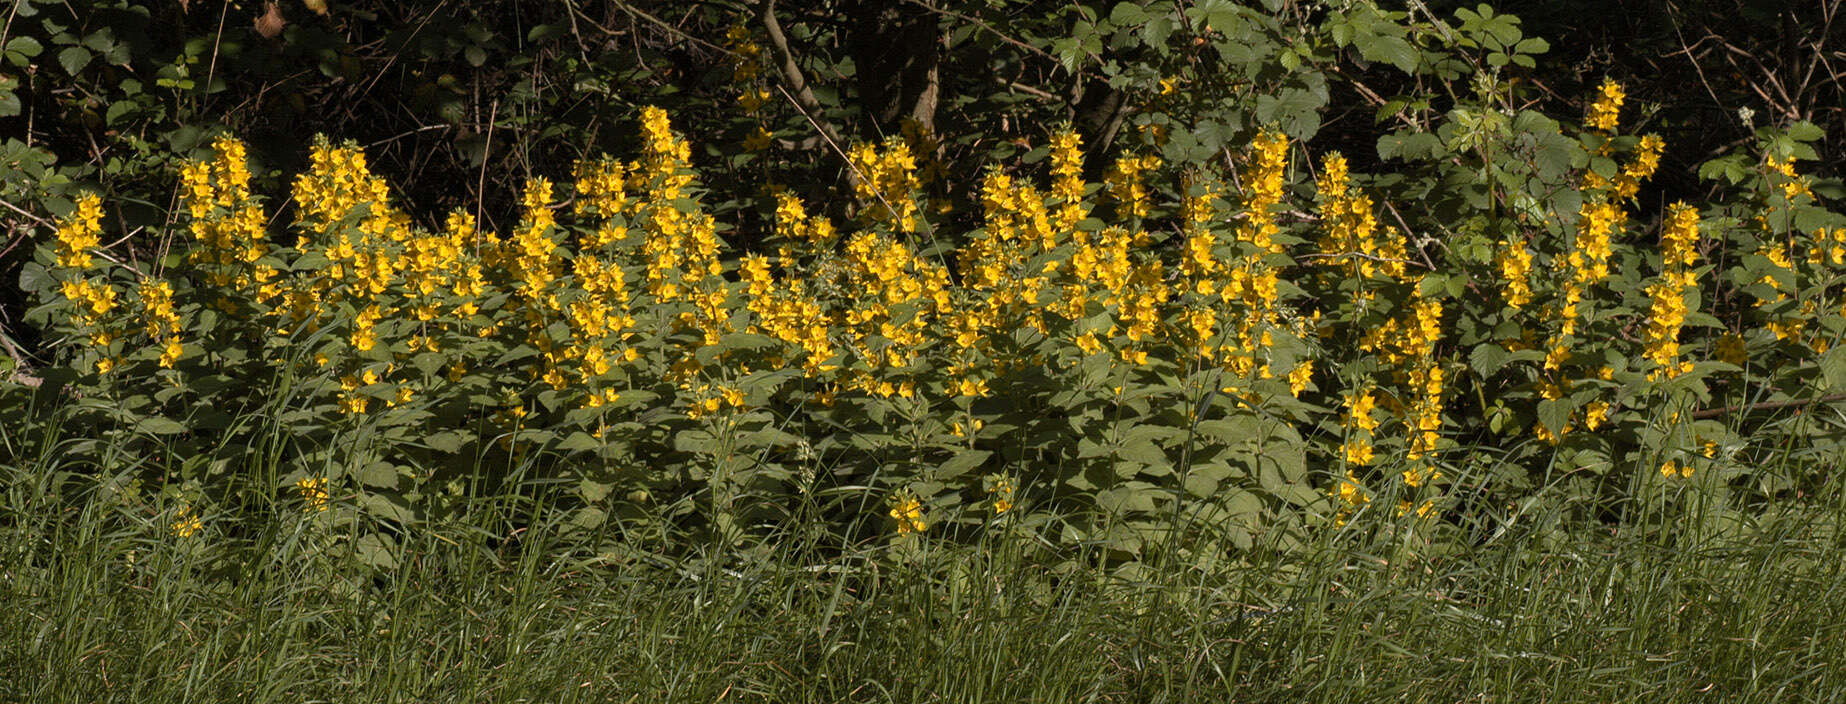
[1295,252,1425,268]
[366,124,454,150]
[899,0,1056,63]
[0,197,52,227]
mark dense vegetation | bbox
[3,1,1844,701]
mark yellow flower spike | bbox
[52,194,105,270]
[1497,240,1534,308]
[847,137,922,232]
[1587,78,1625,132]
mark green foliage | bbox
[5,0,1846,578]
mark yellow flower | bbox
[743,125,773,152]
[888,492,927,534]
[1103,152,1161,220]
[296,476,330,512]
[955,377,990,397]
[1401,465,1441,488]
[53,194,105,270]
[1643,204,1701,380]
[988,476,1016,514]
[848,138,922,232]
[1342,439,1374,466]
[1587,78,1624,132]
[1331,470,1369,507]
[1287,360,1314,397]
[171,506,203,538]
[160,338,184,368]
[1396,499,1437,519]
[1497,240,1534,308]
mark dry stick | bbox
[758,0,849,156]
[586,2,730,55]
[1692,392,1846,420]
[899,0,1057,62]
[474,98,499,242]
[0,197,52,228]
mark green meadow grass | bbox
[3,404,1844,703]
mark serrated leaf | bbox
[5,36,44,60]
[1117,439,1168,467]
[1357,34,1418,73]
[57,46,90,75]
[1470,343,1511,377]
[1786,121,1825,142]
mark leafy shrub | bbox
[13,67,1846,567]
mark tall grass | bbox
[4,400,1844,703]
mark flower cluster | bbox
[1586,78,1624,132]
[848,138,922,233]
[52,193,103,269]
[888,491,927,534]
[1104,152,1161,220]
[1642,204,1701,380]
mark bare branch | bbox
[758,0,849,153]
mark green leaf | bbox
[1820,347,1846,390]
[4,36,44,65]
[355,460,400,489]
[1117,439,1168,467]
[557,431,602,452]
[57,46,91,75]
[353,532,400,569]
[17,260,51,296]
[136,417,186,435]
[1255,87,1325,140]
[1357,35,1418,73]
[1108,3,1149,27]
[1469,343,1511,377]
[674,429,717,453]
[1377,132,1442,161]
[423,430,471,453]
[1786,121,1825,142]
[936,449,991,479]
[1537,398,1573,436]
